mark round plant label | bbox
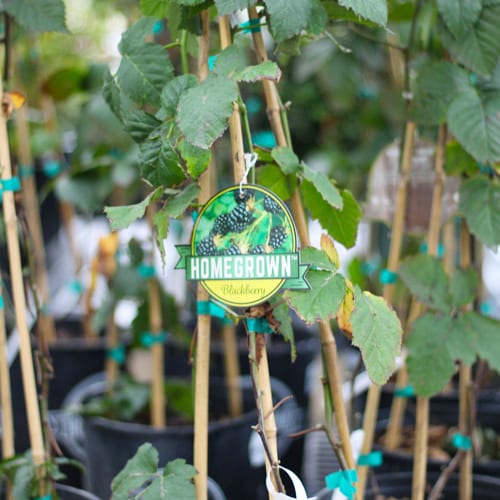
[176,184,309,307]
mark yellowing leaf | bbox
[320,234,339,268]
[3,91,26,117]
[337,280,354,340]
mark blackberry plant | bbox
[228,203,254,233]
[269,226,287,250]
[196,237,218,256]
[225,244,241,255]
[250,245,265,254]
[211,213,231,236]
[263,195,281,214]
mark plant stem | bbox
[180,30,189,75]
[428,450,465,500]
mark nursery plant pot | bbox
[55,483,101,500]
[61,373,304,500]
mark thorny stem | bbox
[427,450,466,500]
[323,29,352,53]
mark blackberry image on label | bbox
[250,244,265,254]
[197,237,218,256]
[225,244,241,255]
[269,226,287,249]
[263,195,281,214]
[228,203,254,233]
[234,188,251,204]
[211,213,231,236]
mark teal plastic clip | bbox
[208,55,218,71]
[419,242,444,258]
[138,263,155,278]
[0,177,21,201]
[394,385,415,398]
[107,345,126,365]
[379,268,398,284]
[252,130,276,149]
[35,496,52,500]
[452,433,472,450]
[18,164,34,178]
[140,331,167,348]
[480,301,493,315]
[197,300,232,323]
[192,210,199,223]
[246,317,274,334]
[69,280,84,294]
[0,295,3,309]
[153,20,163,34]
[240,18,261,33]
[43,160,61,178]
[325,469,358,499]
[357,451,383,467]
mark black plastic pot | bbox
[55,483,101,500]
[61,373,303,500]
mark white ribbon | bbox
[266,466,317,500]
[240,152,258,192]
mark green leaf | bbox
[271,146,301,175]
[212,45,249,77]
[140,0,169,17]
[105,188,163,231]
[444,140,478,176]
[407,314,457,397]
[437,0,481,37]
[459,176,500,246]
[439,2,500,77]
[4,0,68,32]
[351,287,402,384]
[305,187,361,249]
[103,70,134,123]
[161,75,198,119]
[466,312,500,372]
[270,298,296,361]
[263,0,313,42]
[306,0,328,34]
[214,0,257,15]
[123,110,162,142]
[447,88,500,163]
[117,18,174,107]
[284,269,345,324]
[300,247,337,272]
[159,459,196,499]
[111,443,159,499]
[411,61,470,125]
[139,136,186,188]
[177,75,238,148]
[163,183,200,219]
[256,164,293,200]
[338,0,388,26]
[179,140,211,178]
[446,313,479,365]
[301,165,342,209]
[153,208,170,264]
[231,61,282,83]
[41,67,87,101]
[398,255,451,313]
[449,267,479,308]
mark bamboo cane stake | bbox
[105,315,119,390]
[193,11,214,500]
[15,105,57,342]
[0,70,47,485]
[0,277,14,500]
[458,220,472,500]
[222,321,243,417]
[357,121,416,499]
[248,6,356,472]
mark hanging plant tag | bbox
[176,184,308,307]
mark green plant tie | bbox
[325,469,358,499]
[196,300,232,324]
[140,331,167,348]
[137,263,155,278]
[452,433,472,450]
[208,55,218,71]
[357,451,383,467]
[246,317,274,334]
[379,268,398,284]
[192,210,198,222]
[252,130,276,148]
[68,280,84,294]
[480,301,493,315]
[43,159,61,178]
[419,242,444,258]
[240,18,261,33]
[107,344,126,365]
[0,295,3,309]
[18,164,34,177]
[153,20,163,34]
[394,385,415,398]
[0,177,21,201]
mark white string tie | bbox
[240,152,258,193]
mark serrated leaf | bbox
[117,18,174,107]
[411,61,470,126]
[271,146,301,175]
[153,207,170,264]
[320,234,340,268]
[139,137,186,187]
[4,0,68,32]
[407,314,456,397]
[103,70,134,123]
[303,184,361,248]
[447,88,500,163]
[177,75,238,148]
[301,165,342,209]
[300,247,337,272]
[123,110,162,142]
[161,74,198,119]
[212,45,249,77]
[399,255,451,313]
[178,140,211,178]
[270,298,296,361]
[337,281,354,339]
[466,312,500,372]
[163,183,200,218]
[446,313,479,365]
[307,0,328,34]
[459,176,500,246]
[351,287,402,384]
[232,61,282,83]
[284,269,345,324]
[437,0,481,37]
[256,164,293,200]
[214,0,257,15]
[439,3,500,77]
[160,459,196,498]
[140,0,169,17]
[449,267,479,308]
[444,140,478,176]
[105,188,163,231]
[263,0,313,42]
[111,443,159,499]
[338,0,388,26]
